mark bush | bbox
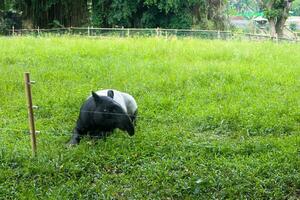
[0,9,22,35]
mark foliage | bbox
[91,0,197,28]
[0,9,21,34]
[291,0,300,15]
[262,0,290,18]
[260,0,294,36]
[93,0,225,29]
[0,37,299,198]
[0,0,88,28]
[0,0,228,30]
[91,0,142,27]
[228,0,263,19]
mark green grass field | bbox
[0,37,299,199]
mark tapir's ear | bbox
[107,90,114,98]
[91,91,102,103]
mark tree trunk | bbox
[275,0,292,38]
[269,18,277,38]
[192,4,200,25]
[275,17,285,38]
[69,0,88,26]
[207,0,226,30]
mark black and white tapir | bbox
[68,89,138,145]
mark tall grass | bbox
[0,36,299,199]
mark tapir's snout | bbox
[126,121,135,136]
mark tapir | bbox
[68,89,138,145]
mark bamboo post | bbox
[24,72,37,157]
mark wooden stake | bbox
[24,72,37,157]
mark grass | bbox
[0,36,299,199]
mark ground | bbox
[0,37,299,199]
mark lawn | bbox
[0,36,299,199]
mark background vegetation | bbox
[0,37,299,198]
[0,0,226,31]
[2,0,300,36]
[229,0,297,37]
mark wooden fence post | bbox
[12,26,15,36]
[24,72,37,157]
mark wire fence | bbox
[1,103,210,140]
[9,27,233,40]
[0,115,205,138]
[0,77,204,139]
[1,25,299,143]
[7,27,300,42]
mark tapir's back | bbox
[119,92,138,116]
[95,89,137,115]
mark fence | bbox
[7,26,300,42]
[8,27,234,40]
[2,73,214,157]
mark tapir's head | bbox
[90,91,135,136]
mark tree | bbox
[91,0,227,29]
[229,0,260,14]
[228,0,262,18]
[92,0,143,27]
[259,0,293,37]
[1,0,228,30]
[2,0,89,28]
[291,0,300,15]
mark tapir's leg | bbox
[91,131,110,141]
[103,131,108,142]
[89,130,104,139]
[68,128,85,145]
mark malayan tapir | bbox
[68,89,138,145]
